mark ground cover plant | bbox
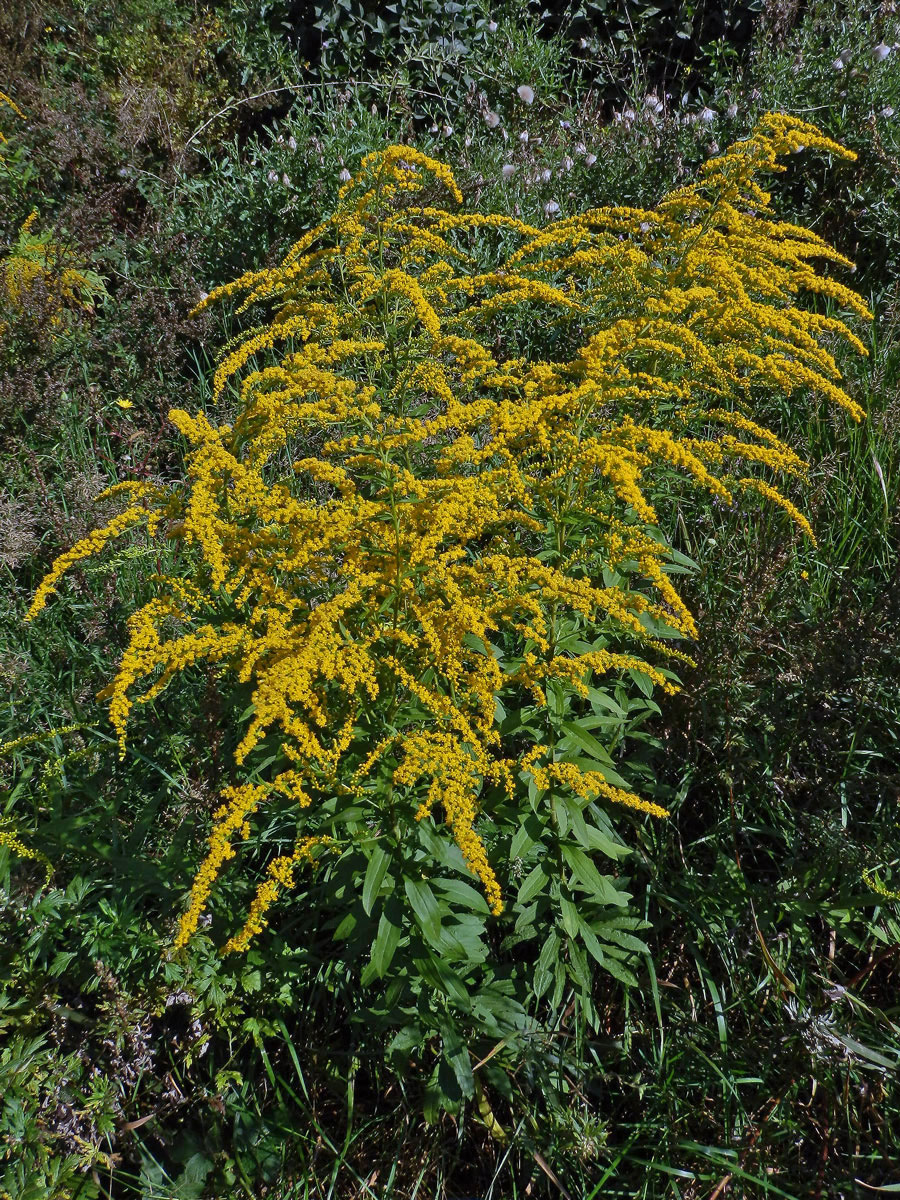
[1,1,899,1197]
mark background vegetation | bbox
[1,1,898,1196]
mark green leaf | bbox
[569,807,629,859]
[333,909,357,940]
[441,1026,475,1099]
[440,914,488,961]
[667,546,699,572]
[510,817,540,859]
[560,719,615,764]
[587,687,625,717]
[174,1152,214,1198]
[474,986,529,1032]
[362,845,390,916]
[559,895,580,938]
[514,902,538,937]
[555,794,571,836]
[423,1071,444,1124]
[578,919,607,967]
[517,862,549,905]
[534,931,560,999]
[579,713,626,731]
[561,843,629,906]
[389,1023,423,1070]
[416,819,468,872]
[628,668,654,697]
[48,950,77,977]
[594,922,650,954]
[241,969,262,993]
[551,959,567,1008]
[405,877,443,944]
[833,1032,898,1069]
[414,953,471,1007]
[369,908,403,979]
[567,940,592,992]
[598,953,639,987]
[434,876,490,914]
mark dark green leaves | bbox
[362,844,390,916]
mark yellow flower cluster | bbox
[0,88,24,155]
[27,483,164,627]
[0,724,79,888]
[1,207,107,338]
[0,827,53,885]
[396,729,510,915]
[173,781,269,949]
[220,835,332,954]
[528,760,670,819]
[0,723,82,759]
[861,866,900,902]
[28,116,869,945]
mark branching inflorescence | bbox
[28,115,870,952]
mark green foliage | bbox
[301,0,764,108]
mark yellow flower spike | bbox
[2,208,106,328]
[0,90,25,158]
[736,477,817,543]
[220,835,333,954]
[0,724,82,759]
[174,781,269,950]
[861,866,900,903]
[26,500,153,622]
[0,828,53,886]
[0,89,26,122]
[529,760,670,819]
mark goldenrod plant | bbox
[26,112,870,1112]
[0,728,80,891]
[0,209,106,340]
[0,89,24,155]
